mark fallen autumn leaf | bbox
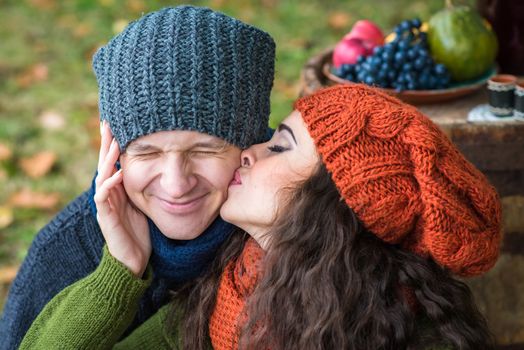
[9,189,60,209]
[39,110,66,130]
[328,12,352,31]
[15,63,49,88]
[0,143,12,161]
[0,266,19,284]
[19,151,57,178]
[0,206,14,229]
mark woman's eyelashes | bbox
[267,144,289,153]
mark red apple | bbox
[333,37,369,67]
[344,20,385,47]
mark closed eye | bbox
[133,152,159,159]
[267,145,288,153]
[189,150,220,156]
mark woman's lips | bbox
[229,170,242,186]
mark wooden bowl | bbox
[320,49,496,105]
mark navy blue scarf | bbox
[87,174,233,284]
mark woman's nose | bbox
[240,147,256,168]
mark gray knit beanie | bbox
[93,6,275,150]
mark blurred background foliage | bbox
[0,0,475,309]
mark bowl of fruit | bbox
[325,3,498,104]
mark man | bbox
[0,6,275,349]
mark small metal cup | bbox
[514,80,524,119]
[487,74,517,117]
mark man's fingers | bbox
[96,139,120,189]
[97,121,112,173]
[94,169,123,214]
[114,182,127,208]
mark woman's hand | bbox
[94,121,151,277]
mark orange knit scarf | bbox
[209,238,265,350]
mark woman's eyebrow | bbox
[278,123,297,144]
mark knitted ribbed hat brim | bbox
[93,6,275,150]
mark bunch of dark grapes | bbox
[333,18,451,91]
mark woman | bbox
[21,84,501,349]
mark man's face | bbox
[119,130,241,240]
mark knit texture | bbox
[17,238,447,349]
[0,191,170,350]
[148,217,234,284]
[19,246,152,349]
[19,247,175,350]
[209,238,265,350]
[295,84,502,277]
[93,6,275,150]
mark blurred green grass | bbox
[0,0,476,309]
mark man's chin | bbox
[160,229,203,241]
[152,216,219,241]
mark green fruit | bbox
[427,2,498,82]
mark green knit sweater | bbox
[20,247,452,350]
[19,246,184,349]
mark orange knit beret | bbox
[294,84,502,277]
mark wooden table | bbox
[418,90,524,197]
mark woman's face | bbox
[220,110,319,249]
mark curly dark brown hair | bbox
[172,164,495,350]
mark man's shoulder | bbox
[6,190,104,294]
[33,190,100,246]
[21,189,105,274]
[0,191,104,350]
[42,190,94,230]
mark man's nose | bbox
[159,156,198,198]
